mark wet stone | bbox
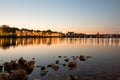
[41,66,46,70]
[55,60,60,64]
[64,58,69,62]
[67,75,80,80]
[2,57,35,80]
[8,69,27,80]
[63,64,66,66]
[52,65,60,71]
[68,62,77,68]
[79,55,88,61]
[41,70,48,76]
[47,63,55,67]
[0,65,3,72]
[58,56,62,58]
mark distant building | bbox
[97,32,99,38]
[0,28,2,35]
[15,29,21,36]
[66,32,75,37]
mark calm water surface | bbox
[0,38,120,80]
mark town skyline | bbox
[0,25,120,39]
[0,24,120,34]
[0,0,120,34]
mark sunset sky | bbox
[0,0,120,34]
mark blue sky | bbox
[0,0,120,33]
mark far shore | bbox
[0,36,120,38]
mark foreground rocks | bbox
[8,70,27,80]
[0,57,35,80]
[0,65,3,72]
[0,55,92,80]
[68,62,77,68]
[68,75,80,80]
[37,55,92,77]
[79,55,92,61]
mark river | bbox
[0,38,120,80]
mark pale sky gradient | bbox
[0,0,120,33]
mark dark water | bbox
[0,38,120,80]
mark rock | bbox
[68,75,80,80]
[18,57,27,66]
[2,57,35,80]
[22,61,35,75]
[32,58,35,60]
[68,62,77,68]
[64,58,69,62]
[0,65,3,72]
[4,57,35,75]
[4,62,13,72]
[58,56,62,58]
[74,56,79,60]
[63,64,66,66]
[47,63,59,71]
[76,56,79,58]
[0,74,6,80]
[41,66,46,70]
[79,55,88,61]
[13,63,21,70]
[52,65,60,71]
[8,69,27,80]
[41,70,48,75]
[3,60,19,71]
[55,60,60,64]
[47,63,55,67]
[87,56,92,58]
[10,60,20,70]
[74,76,80,80]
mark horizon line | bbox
[0,24,119,34]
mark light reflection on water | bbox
[0,38,120,80]
[0,38,120,49]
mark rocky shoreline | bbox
[0,57,35,80]
[0,55,92,80]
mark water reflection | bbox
[0,38,120,50]
[0,38,120,80]
[0,38,59,49]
